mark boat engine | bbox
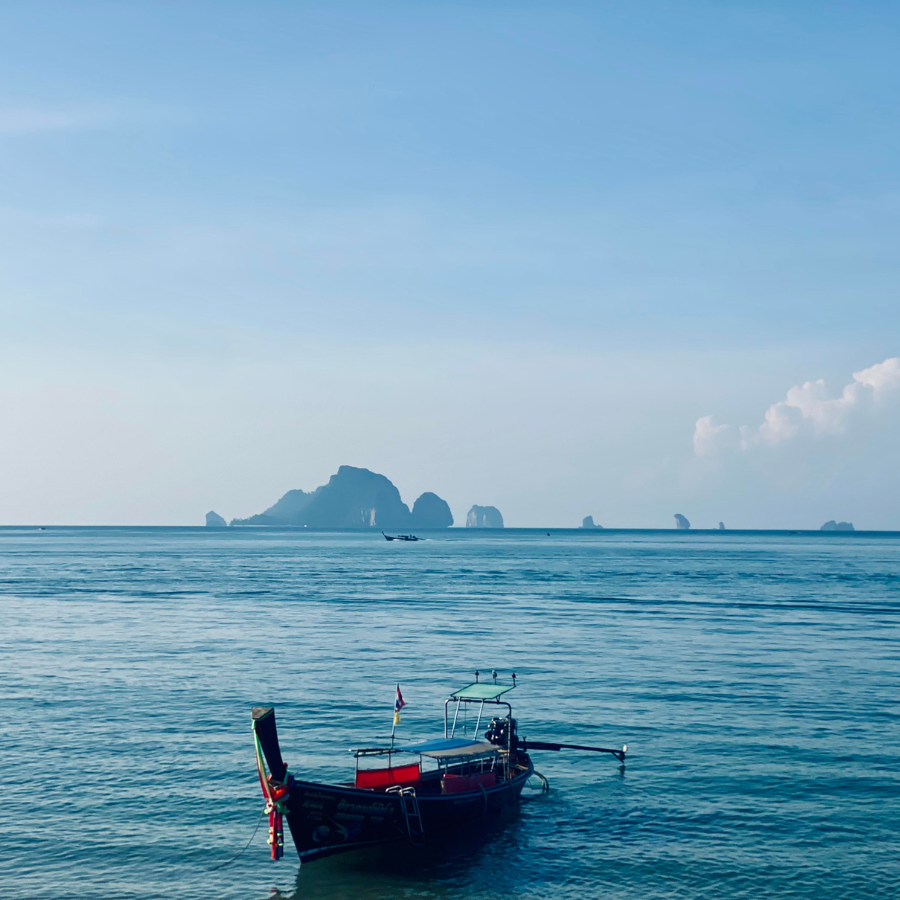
[485,716,519,752]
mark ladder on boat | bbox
[389,786,425,845]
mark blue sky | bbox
[1,2,899,526]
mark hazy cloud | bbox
[0,206,101,228]
[0,107,104,135]
[694,357,900,456]
[0,102,188,136]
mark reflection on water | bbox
[276,807,527,900]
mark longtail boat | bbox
[251,673,627,863]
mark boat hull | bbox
[285,758,533,862]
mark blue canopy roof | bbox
[398,737,480,754]
[398,737,499,758]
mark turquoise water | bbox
[1,528,898,900]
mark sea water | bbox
[1,527,898,900]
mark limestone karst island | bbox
[207,465,505,530]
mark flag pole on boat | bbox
[390,684,406,750]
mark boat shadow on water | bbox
[268,806,527,900]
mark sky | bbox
[1,1,899,528]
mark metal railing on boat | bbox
[387,785,425,845]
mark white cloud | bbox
[855,356,900,391]
[694,356,900,456]
[693,414,734,457]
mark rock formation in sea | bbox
[820,520,855,532]
[674,514,691,530]
[410,492,453,528]
[233,489,315,526]
[205,511,227,528]
[230,466,453,529]
[466,505,504,528]
[718,522,726,530]
[581,515,603,529]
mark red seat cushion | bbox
[355,762,421,789]
[441,771,497,794]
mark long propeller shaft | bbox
[522,739,627,763]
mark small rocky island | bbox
[411,492,454,529]
[581,515,603,529]
[206,511,227,528]
[229,466,453,529]
[466,505,504,528]
[674,514,691,530]
[820,520,855,532]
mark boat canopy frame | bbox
[349,680,517,779]
[444,681,515,746]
